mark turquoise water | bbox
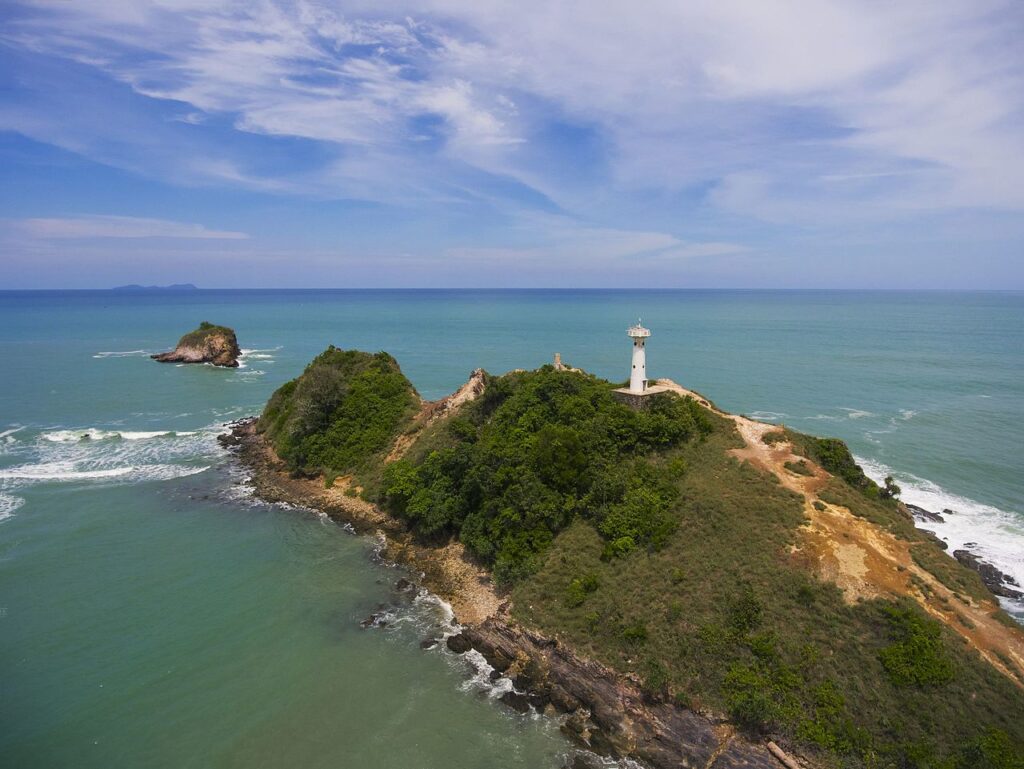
[1,289,1022,767]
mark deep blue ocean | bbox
[1,289,1022,767]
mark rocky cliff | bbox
[152,322,241,368]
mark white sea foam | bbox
[93,350,151,358]
[40,428,195,443]
[0,493,24,522]
[0,462,208,483]
[840,408,875,419]
[0,427,25,440]
[748,411,787,422]
[856,455,1024,614]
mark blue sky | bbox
[1,1,1023,288]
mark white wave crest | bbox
[0,462,208,483]
[93,350,151,358]
[40,428,195,443]
[856,455,1024,614]
[748,411,787,422]
[0,493,24,522]
[840,408,875,419]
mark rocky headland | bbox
[152,322,241,367]
[219,348,1024,769]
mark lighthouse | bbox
[627,320,651,393]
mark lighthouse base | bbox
[612,384,674,410]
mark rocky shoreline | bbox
[218,417,788,769]
[905,504,1023,600]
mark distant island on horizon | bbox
[111,283,198,291]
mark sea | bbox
[1,289,1021,768]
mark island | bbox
[220,345,1024,769]
[112,283,199,291]
[151,321,241,367]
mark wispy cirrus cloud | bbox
[11,215,248,240]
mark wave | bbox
[0,462,209,483]
[856,455,1024,614]
[840,407,875,419]
[748,411,787,421]
[40,428,196,443]
[93,350,151,358]
[0,493,24,522]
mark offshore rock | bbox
[152,322,241,368]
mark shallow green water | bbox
[1,289,1022,767]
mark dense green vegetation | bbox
[177,320,234,347]
[262,351,1024,766]
[382,366,711,582]
[260,346,419,476]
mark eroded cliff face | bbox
[152,323,241,367]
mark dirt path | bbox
[656,379,1024,686]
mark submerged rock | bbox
[152,322,241,368]
[953,550,1023,599]
[359,610,390,629]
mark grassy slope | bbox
[512,420,1024,766]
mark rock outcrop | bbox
[450,618,780,769]
[953,549,1023,599]
[152,322,241,368]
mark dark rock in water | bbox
[953,550,1024,599]
[152,322,241,368]
[395,578,416,592]
[563,753,604,769]
[528,691,549,710]
[359,611,390,629]
[905,503,944,523]
[499,690,532,714]
[419,638,438,650]
[943,508,955,514]
[488,669,503,682]
[446,633,472,654]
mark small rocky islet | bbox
[152,321,241,368]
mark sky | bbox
[1,1,1023,289]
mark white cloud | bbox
[2,0,1023,223]
[12,215,248,240]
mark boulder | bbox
[499,691,532,714]
[446,632,473,653]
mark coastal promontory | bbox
[152,322,241,368]
[222,347,1024,769]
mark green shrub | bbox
[261,347,418,475]
[878,606,955,687]
[379,367,713,581]
[784,459,813,476]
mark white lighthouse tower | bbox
[627,320,651,393]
